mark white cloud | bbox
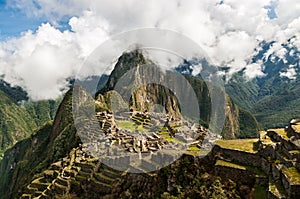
[1,0,300,100]
[244,62,266,80]
[0,21,109,100]
[280,65,297,80]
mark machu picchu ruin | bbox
[17,118,300,199]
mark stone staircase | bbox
[20,146,124,198]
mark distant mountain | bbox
[225,42,300,129]
[0,80,28,103]
[175,42,300,129]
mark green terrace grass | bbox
[282,167,300,184]
[292,123,300,133]
[116,120,147,132]
[158,127,169,135]
[188,146,200,151]
[215,139,258,153]
[216,160,266,177]
[165,137,184,144]
[184,149,210,157]
[269,128,289,140]
[260,131,275,146]
[216,160,246,170]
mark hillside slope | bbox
[0,89,80,199]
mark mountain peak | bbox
[101,50,148,93]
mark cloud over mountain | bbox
[1,0,300,100]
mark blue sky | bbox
[0,1,42,40]
[0,0,71,40]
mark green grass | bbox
[216,160,266,177]
[291,124,300,133]
[116,120,147,132]
[188,146,200,151]
[215,139,258,153]
[269,128,289,140]
[215,160,246,170]
[165,137,184,144]
[282,167,300,184]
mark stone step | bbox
[43,170,58,182]
[26,184,39,195]
[49,161,63,171]
[20,194,32,199]
[35,193,51,199]
[102,168,121,179]
[30,178,50,191]
[56,176,69,187]
[275,151,294,167]
[75,162,95,173]
[93,172,115,185]
[75,174,88,183]
[139,159,159,171]
[89,177,112,194]
[128,165,146,173]
[77,170,91,177]
[53,182,67,195]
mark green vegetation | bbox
[216,160,246,170]
[238,109,259,138]
[282,167,300,184]
[215,139,258,153]
[226,66,300,130]
[116,120,147,132]
[0,90,37,158]
[216,160,266,177]
[269,128,289,140]
[156,155,241,199]
[188,146,200,151]
[24,99,61,127]
[165,137,184,144]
